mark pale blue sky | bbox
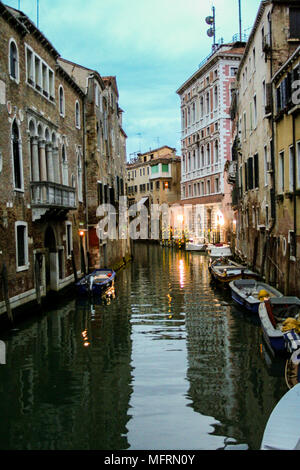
[4,0,261,159]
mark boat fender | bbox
[258,289,270,301]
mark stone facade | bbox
[176,42,245,243]
[58,61,130,270]
[0,2,129,318]
[230,0,300,293]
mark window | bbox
[62,144,68,186]
[156,181,160,190]
[214,86,218,110]
[151,165,159,174]
[75,101,80,128]
[9,39,18,81]
[77,152,83,202]
[206,143,210,165]
[206,92,210,114]
[26,48,34,84]
[66,222,73,258]
[207,180,211,194]
[214,141,219,162]
[59,85,65,116]
[264,146,268,186]
[12,120,23,190]
[279,151,284,193]
[297,141,300,188]
[290,7,300,39]
[15,222,28,271]
[200,96,204,117]
[253,95,257,128]
[243,112,247,140]
[289,146,295,191]
[254,153,259,188]
[230,67,238,77]
[35,56,41,90]
[215,177,219,193]
[162,164,169,173]
[247,157,254,190]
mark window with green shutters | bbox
[162,164,169,172]
[151,165,159,174]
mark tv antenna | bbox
[205,6,216,50]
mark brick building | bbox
[0,2,129,318]
[58,60,130,269]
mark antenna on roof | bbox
[205,6,216,51]
[37,0,39,28]
[238,0,242,41]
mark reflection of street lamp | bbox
[216,211,224,243]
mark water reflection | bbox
[0,244,288,450]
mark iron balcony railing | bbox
[30,181,76,210]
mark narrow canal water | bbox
[0,244,288,450]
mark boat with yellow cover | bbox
[229,279,282,314]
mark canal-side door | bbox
[44,226,58,292]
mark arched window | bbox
[215,140,219,162]
[61,144,68,185]
[59,85,65,116]
[201,146,205,167]
[75,101,80,128]
[77,152,83,202]
[12,120,23,189]
[9,40,18,81]
[206,143,211,166]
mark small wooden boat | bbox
[258,296,300,355]
[209,257,259,284]
[76,269,116,296]
[285,348,300,389]
[207,243,232,259]
[260,383,300,450]
[185,240,207,252]
[229,279,282,313]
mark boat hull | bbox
[76,269,116,296]
[230,280,283,314]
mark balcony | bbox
[30,181,76,220]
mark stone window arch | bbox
[11,119,23,190]
[9,39,19,82]
[58,85,65,116]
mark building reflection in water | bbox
[183,251,287,450]
[0,244,289,450]
[0,271,133,450]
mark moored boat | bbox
[260,383,300,450]
[285,348,300,389]
[209,257,259,284]
[76,269,116,296]
[185,240,207,252]
[258,296,300,355]
[229,279,282,313]
[207,243,232,259]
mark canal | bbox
[0,244,288,450]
